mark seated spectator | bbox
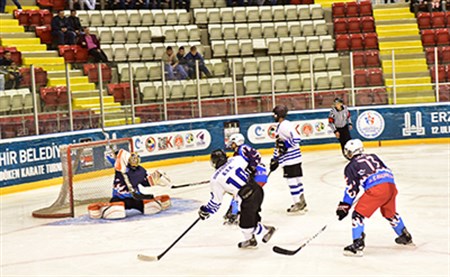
[79,27,109,63]
[69,0,96,10]
[51,10,77,46]
[176,46,189,75]
[227,0,244,6]
[108,0,138,9]
[162,46,188,81]
[0,51,21,90]
[185,46,212,79]
[0,0,21,13]
[428,0,447,12]
[67,10,83,36]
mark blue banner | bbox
[1,103,448,188]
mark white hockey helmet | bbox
[344,139,364,159]
[226,133,245,149]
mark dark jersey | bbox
[235,144,262,170]
[343,153,395,205]
[112,165,150,199]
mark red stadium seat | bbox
[57,86,68,105]
[14,10,29,26]
[436,28,450,45]
[333,18,347,34]
[365,50,380,67]
[367,68,383,86]
[425,47,437,64]
[347,17,361,33]
[354,69,368,87]
[35,25,52,44]
[441,46,450,63]
[40,10,52,25]
[430,65,446,83]
[446,12,450,28]
[59,45,76,63]
[29,10,42,26]
[363,33,378,50]
[332,2,346,18]
[335,34,350,51]
[314,91,336,109]
[346,2,359,18]
[40,87,59,107]
[359,1,372,16]
[37,0,54,7]
[355,89,373,105]
[361,16,375,33]
[74,46,89,63]
[350,33,364,50]
[371,88,388,104]
[432,12,446,29]
[352,51,365,68]
[52,0,65,11]
[417,12,431,29]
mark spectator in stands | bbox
[69,0,96,10]
[0,0,21,13]
[51,10,77,46]
[185,46,212,79]
[162,46,188,80]
[108,0,138,9]
[226,0,244,6]
[428,0,447,11]
[79,27,109,63]
[176,46,189,76]
[68,10,83,36]
[0,51,21,89]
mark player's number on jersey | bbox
[226,168,247,189]
[357,156,380,171]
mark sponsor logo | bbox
[174,135,184,149]
[134,137,143,151]
[402,112,425,136]
[158,136,173,150]
[301,123,314,137]
[267,125,277,139]
[185,133,194,147]
[145,137,156,152]
[357,110,385,139]
[196,131,206,146]
[254,126,264,137]
[315,121,326,133]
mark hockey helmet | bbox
[210,149,228,169]
[226,133,245,149]
[272,104,288,122]
[334,97,344,104]
[344,139,364,159]
[128,152,140,168]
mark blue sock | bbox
[231,199,239,215]
[352,212,365,240]
[387,213,406,236]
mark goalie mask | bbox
[210,149,228,169]
[128,152,140,169]
[344,139,364,159]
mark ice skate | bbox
[223,207,239,225]
[343,233,365,257]
[238,235,258,249]
[395,228,414,246]
[287,194,307,214]
[262,225,276,243]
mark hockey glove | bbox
[336,201,351,221]
[198,205,211,220]
[270,158,279,172]
[276,138,288,155]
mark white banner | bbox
[247,119,335,144]
[133,129,211,157]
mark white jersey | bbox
[203,156,249,214]
[273,119,303,166]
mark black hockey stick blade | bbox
[273,225,327,256]
[171,180,209,189]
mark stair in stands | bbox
[373,3,435,104]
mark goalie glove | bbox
[336,201,351,221]
[147,170,172,187]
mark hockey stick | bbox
[273,225,327,255]
[273,197,361,256]
[171,180,209,189]
[138,217,201,261]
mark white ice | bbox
[1,143,449,276]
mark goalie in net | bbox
[88,149,172,219]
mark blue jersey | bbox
[343,153,395,205]
[235,144,262,170]
[112,165,151,199]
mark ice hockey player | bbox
[88,149,172,219]
[328,97,353,159]
[269,104,308,214]
[336,139,414,257]
[198,149,276,248]
[223,133,263,225]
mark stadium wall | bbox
[1,103,449,192]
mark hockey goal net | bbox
[32,138,134,218]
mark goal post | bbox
[32,138,134,218]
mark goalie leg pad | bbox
[143,194,171,215]
[88,202,126,219]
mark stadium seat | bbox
[367,68,383,86]
[365,50,380,67]
[446,12,450,28]
[417,12,431,29]
[293,37,307,53]
[287,22,302,36]
[246,7,259,23]
[274,75,288,93]
[285,6,298,21]
[286,73,302,92]
[353,51,365,68]
[236,24,250,39]
[301,21,314,36]
[262,23,276,38]
[207,8,221,24]
[347,17,361,34]
[221,7,234,23]
[432,12,446,29]
[436,28,450,45]
[310,4,324,20]
[359,1,373,16]
[244,76,259,94]
[361,16,375,33]
[297,5,310,20]
[335,34,350,51]
[234,7,247,23]
[59,45,76,63]
[267,38,281,55]
[284,55,300,73]
[326,53,341,70]
[249,23,263,39]
[346,2,359,17]
[430,65,446,82]
[260,7,273,22]
[363,33,378,50]
[280,37,294,54]
[35,25,52,45]
[334,18,347,34]
[275,22,289,37]
[332,2,346,18]
[314,20,328,36]
[307,36,320,52]
[350,34,364,50]
[222,25,236,40]
[272,6,286,22]
[354,69,368,87]
[14,10,29,26]
[329,71,345,89]
[442,46,450,63]
[422,29,436,46]
[258,75,272,94]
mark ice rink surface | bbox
[1,143,449,277]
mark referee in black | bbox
[328,97,353,159]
